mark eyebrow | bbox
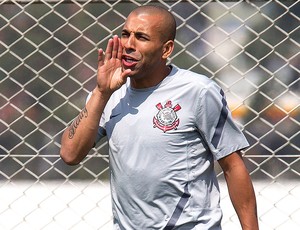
[121,29,150,39]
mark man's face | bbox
[120,12,166,79]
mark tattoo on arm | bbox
[68,107,88,139]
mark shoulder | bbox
[171,65,220,93]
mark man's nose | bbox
[123,34,135,50]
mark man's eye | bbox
[137,35,148,41]
[121,33,129,38]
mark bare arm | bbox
[60,36,131,165]
[60,90,108,165]
[218,151,259,230]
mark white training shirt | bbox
[91,65,249,229]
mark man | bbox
[60,5,259,230]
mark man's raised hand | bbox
[96,35,131,98]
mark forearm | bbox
[224,164,259,230]
[60,89,109,165]
[60,35,130,165]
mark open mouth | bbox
[124,57,136,63]
[122,55,138,67]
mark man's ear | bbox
[162,40,174,59]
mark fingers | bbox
[111,35,119,59]
[104,38,113,61]
[98,49,104,67]
[117,37,123,60]
[121,69,132,81]
[104,35,120,62]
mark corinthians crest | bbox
[153,100,181,132]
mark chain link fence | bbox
[0,0,299,229]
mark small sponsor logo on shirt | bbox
[153,100,181,132]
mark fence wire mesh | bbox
[0,0,299,229]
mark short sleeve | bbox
[195,81,249,160]
[85,92,107,144]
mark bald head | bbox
[128,5,176,42]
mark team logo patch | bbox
[153,100,181,132]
